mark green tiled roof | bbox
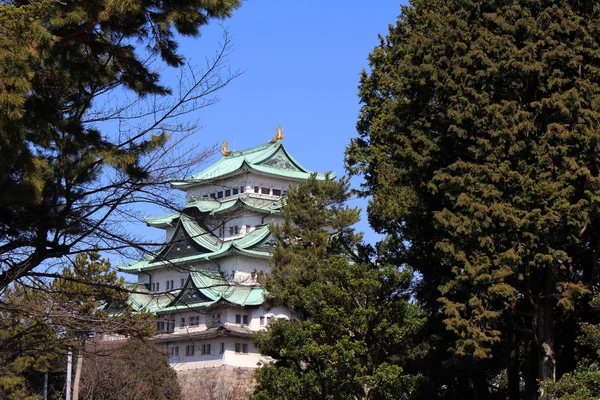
[189,270,265,307]
[170,141,332,188]
[185,195,282,216]
[144,213,180,228]
[118,224,273,272]
[125,270,266,315]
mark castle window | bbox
[235,343,248,354]
[167,320,175,333]
[169,346,179,357]
[186,345,195,356]
[229,226,234,235]
[217,191,224,199]
[234,226,239,235]
[201,344,211,355]
[233,188,239,195]
[225,189,231,197]
[180,317,186,327]
[210,193,216,199]
[240,186,246,193]
[208,313,221,326]
[261,187,270,195]
[190,316,200,326]
[260,316,265,326]
[272,189,281,196]
[181,278,185,287]
[220,343,225,354]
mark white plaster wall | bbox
[167,337,262,370]
[185,173,294,202]
[221,307,293,331]
[217,255,270,283]
[141,269,189,291]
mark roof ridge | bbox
[226,141,279,158]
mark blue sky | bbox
[123,1,404,257]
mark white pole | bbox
[43,371,48,400]
[66,351,72,400]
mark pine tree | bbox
[346,0,600,398]
[0,0,241,288]
[252,176,424,400]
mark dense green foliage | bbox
[346,0,600,398]
[252,177,424,400]
[546,294,600,399]
[0,0,240,288]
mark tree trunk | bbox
[537,272,556,400]
[507,312,520,400]
[72,348,84,400]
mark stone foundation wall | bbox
[178,366,256,400]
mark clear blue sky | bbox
[123,1,404,259]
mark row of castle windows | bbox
[151,278,185,292]
[200,186,287,200]
[157,313,274,333]
[168,342,248,357]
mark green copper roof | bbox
[186,195,282,216]
[189,270,265,306]
[170,141,332,188]
[119,224,273,272]
[145,196,282,229]
[144,213,180,228]
[125,270,266,315]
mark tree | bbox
[346,0,600,398]
[0,252,153,399]
[0,0,242,289]
[79,339,181,400]
[546,294,600,400]
[50,252,153,400]
[252,176,424,400]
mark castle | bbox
[118,128,330,371]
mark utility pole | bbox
[66,351,72,400]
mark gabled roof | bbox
[144,196,283,229]
[119,223,274,272]
[170,141,332,189]
[124,270,266,315]
[185,195,283,217]
[150,324,253,343]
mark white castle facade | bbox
[118,130,329,371]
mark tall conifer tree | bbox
[252,176,423,400]
[347,0,600,398]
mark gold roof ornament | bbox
[270,125,284,143]
[221,141,232,156]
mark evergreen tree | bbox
[0,0,241,288]
[252,176,424,400]
[346,0,600,398]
